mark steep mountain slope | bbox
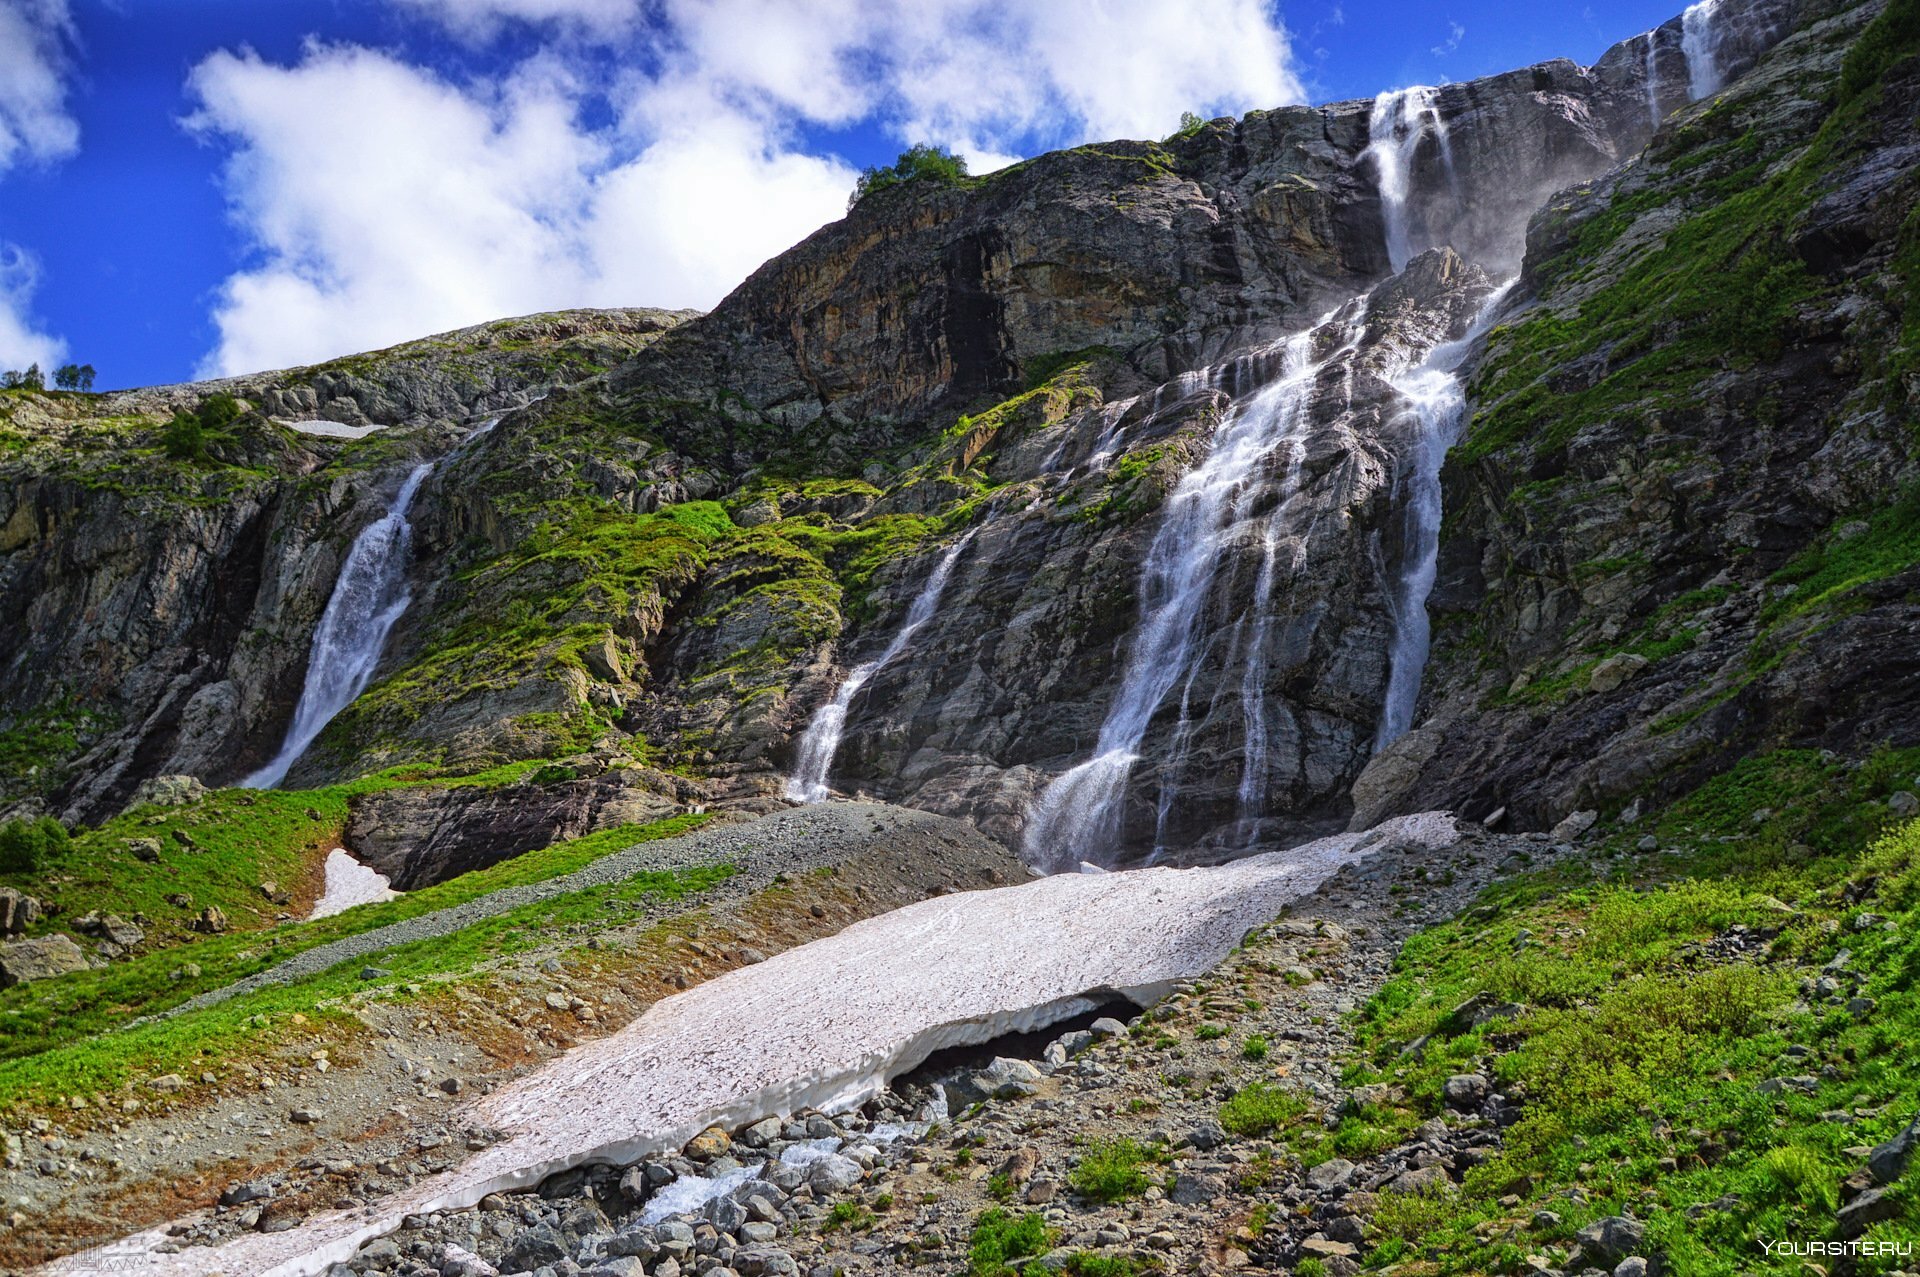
[1,0,1906,874]
[1380,0,1920,828]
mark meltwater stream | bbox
[785,533,976,803]
[241,463,434,789]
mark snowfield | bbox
[44,811,1458,1277]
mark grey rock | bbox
[0,934,89,987]
[1443,1074,1490,1109]
[1307,1158,1357,1192]
[1868,1114,1918,1185]
[1575,1216,1646,1267]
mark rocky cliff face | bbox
[1365,0,1920,830]
[0,310,687,820]
[6,0,1904,872]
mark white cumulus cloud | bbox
[387,0,643,43]
[0,244,67,373]
[189,0,1304,375]
[0,0,77,372]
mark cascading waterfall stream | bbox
[1372,281,1518,751]
[1682,0,1724,99]
[1365,87,1455,272]
[1023,313,1369,872]
[243,416,501,790]
[1644,31,1665,125]
[785,532,976,804]
[241,464,434,789]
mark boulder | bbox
[0,887,40,935]
[0,934,89,987]
[1575,1216,1647,1268]
[130,775,207,808]
[1588,654,1649,693]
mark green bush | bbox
[850,144,970,208]
[1241,1034,1269,1061]
[1069,1137,1160,1202]
[161,393,244,463]
[0,816,69,875]
[1218,1081,1308,1137]
[968,1208,1051,1275]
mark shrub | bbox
[162,393,245,463]
[1194,1023,1226,1040]
[850,144,970,208]
[968,1208,1051,1275]
[1218,1081,1308,1137]
[0,815,69,874]
[1241,1034,1269,1061]
[1069,1138,1159,1202]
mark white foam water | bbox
[1023,310,1368,872]
[1682,0,1724,99]
[1373,281,1517,750]
[1365,87,1456,272]
[242,464,434,789]
[785,533,975,803]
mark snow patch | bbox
[281,419,385,439]
[308,849,399,920]
[637,1163,761,1225]
[50,811,1458,1277]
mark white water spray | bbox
[244,416,501,790]
[1682,0,1724,99]
[1365,87,1454,273]
[1373,282,1517,750]
[242,464,434,789]
[1024,312,1367,872]
[785,533,976,803]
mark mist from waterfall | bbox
[1023,311,1369,872]
[1682,0,1724,98]
[785,533,976,804]
[242,463,434,789]
[1365,87,1455,273]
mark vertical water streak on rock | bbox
[1683,0,1724,99]
[1235,522,1284,836]
[1645,31,1666,125]
[1373,283,1517,751]
[1023,315,1365,872]
[1365,87,1451,272]
[242,462,436,790]
[785,532,977,804]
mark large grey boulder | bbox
[0,934,90,987]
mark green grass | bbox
[1069,1137,1164,1202]
[0,805,710,1067]
[967,1209,1053,1276]
[1329,750,1920,1275]
[1218,1081,1310,1138]
[824,1200,876,1232]
[0,854,731,1112]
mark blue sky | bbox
[0,0,1683,390]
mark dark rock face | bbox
[0,0,1857,868]
[0,311,689,820]
[345,768,699,890]
[1381,0,1920,830]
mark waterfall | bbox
[1023,311,1367,872]
[785,532,976,804]
[1682,0,1724,99]
[1644,32,1665,126]
[1373,281,1517,750]
[1366,87,1453,273]
[242,463,434,789]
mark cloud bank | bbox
[190,0,1304,376]
[0,0,77,371]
